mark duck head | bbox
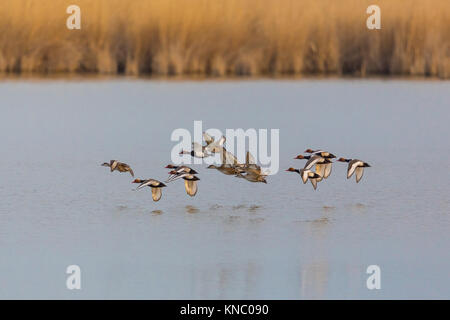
[132,179,143,184]
[165,164,177,169]
[294,154,308,159]
[304,148,314,153]
[101,162,110,167]
[286,167,299,173]
[337,157,349,163]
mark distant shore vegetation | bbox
[0,0,449,78]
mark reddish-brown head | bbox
[337,157,347,162]
[169,170,177,174]
[294,155,305,159]
[286,167,296,172]
[304,148,314,153]
[165,164,175,169]
[132,179,142,183]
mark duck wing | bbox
[304,156,322,170]
[136,179,161,190]
[309,178,318,190]
[110,160,118,171]
[323,163,332,179]
[136,180,151,190]
[246,151,256,165]
[315,164,324,182]
[299,169,309,184]
[203,132,215,145]
[244,165,262,176]
[151,187,163,201]
[205,136,226,153]
[355,167,364,183]
[166,173,186,183]
[347,160,361,179]
[221,147,239,165]
[185,180,198,197]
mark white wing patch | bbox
[304,156,322,170]
[347,160,362,179]
[299,169,309,184]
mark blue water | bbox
[0,79,449,299]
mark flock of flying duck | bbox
[101,133,371,202]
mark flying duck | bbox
[101,160,134,177]
[132,179,166,201]
[337,158,371,183]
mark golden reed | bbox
[0,0,449,78]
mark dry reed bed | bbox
[0,0,449,78]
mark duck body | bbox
[180,142,213,158]
[236,172,268,184]
[337,158,371,183]
[166,166,198,182]
[207,164,241,176]
[304,149,336,159]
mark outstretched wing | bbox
[203,132,214,145]
[246,151,256,165]
[355,167,364,183]
[309,178,318,190]
[221,147,239,165]
[347,160,361,179]
[205,136,226,153]
[304,156,322,170]
[299,169,308,184]
[185,180,198,197]
[151,187,163,201]
[323,163,332,178]
[315,164,324,182]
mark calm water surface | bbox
[0,79,449,299]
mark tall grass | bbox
[0,0,449,78]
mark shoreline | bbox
[0,74,448,83]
